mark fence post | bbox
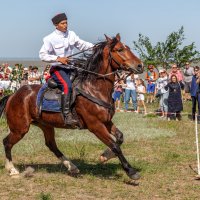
[195,114,200,176]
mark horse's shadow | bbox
[12,159,127,180]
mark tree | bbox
[133,26,200,69]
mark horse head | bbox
[77,34,143,81]
[105,33,143,74]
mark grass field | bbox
[0,101,200,200]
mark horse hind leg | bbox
[39,125,79,174]
[3,130,28,176]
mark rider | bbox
[39,13,93,125]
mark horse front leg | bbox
[88,122,140,180]
[100,122,124,163]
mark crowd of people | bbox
[113,62,200,122]
[0,63,51,97]
[0,61,200,122]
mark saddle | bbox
[38,72,114,118]
[38,71,77,116]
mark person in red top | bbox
[43,65,51,82]
[145,65,158,103]
[169,64,183,81]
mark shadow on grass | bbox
[3,159,140,180]
[4,159,137,180]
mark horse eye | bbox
[117,48,124,52]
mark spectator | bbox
[0,69,4,80]
[3,63,8,74]
[136,79,147,115]
[0,87,4,98]
[124,73,137,112]
[155,69,169,118]
[20,67,29,86]
[42,65,51,83]
[183,62,194,101]
[10,63,21,91]
[190,66,200,122]
[0,75,11,89]
[145,65,157,103]
[169,63,183,82]
[28,66,41,85]
[3,63,12,80]
[134,74,139,86]
[165,75,184,121]
[28,65,32,72]
[113,75,124,111]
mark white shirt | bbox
[125,76,136,90]
[39,29,93,65]
[156,76,168,93]
[0,80,11,89]
[183,67,194,82]
[137,85,145,100]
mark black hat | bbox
[32,66,38,70]
[52,13,67,25]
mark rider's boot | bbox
[61,93,78,126]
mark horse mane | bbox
[73,37,118,82]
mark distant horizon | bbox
[0,57,42,62]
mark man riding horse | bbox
[39,13,93,126]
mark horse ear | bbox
[116,33,121,41]
[104,34,112,44]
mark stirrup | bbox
[64,113,78,125]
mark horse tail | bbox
[0,95,10,117]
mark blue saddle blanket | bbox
[36,84,61,112]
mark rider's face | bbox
[55,20,68,32]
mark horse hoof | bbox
[9,168,20,176]
[99,156,108,163]
[69,168,80,175]
[127,169,140,180]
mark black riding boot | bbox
[61,93,78,125]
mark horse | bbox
[0,33,143,180]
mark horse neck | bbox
[84,53,115,102]
[98,51,115,85]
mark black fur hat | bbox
[51,13,67,25]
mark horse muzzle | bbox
[128,64,144,74]
[136,64,144,73]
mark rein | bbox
[67,42,139,77]
[68,62,122,78]
[67,46,95,58]
[67,47,126,78]
[68,47,124,78]
[113,71,133,87]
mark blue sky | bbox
[0,0,199,59]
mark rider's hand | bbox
[56,57,69,65]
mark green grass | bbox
[38,192,53,200]
[0,101,200,199]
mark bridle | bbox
[108,44,141,74]
[68,41,140,76]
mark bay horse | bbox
[0,34,143,180]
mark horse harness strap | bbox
[76,88,114,111]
